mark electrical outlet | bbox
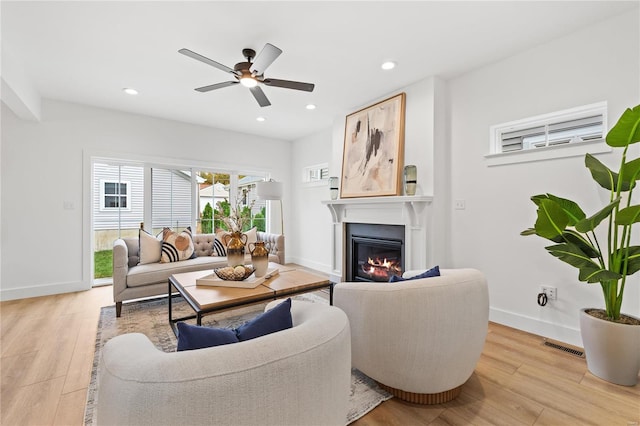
[454,199,466,210]
[541,285,557,300]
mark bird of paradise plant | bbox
[521,105,640,322]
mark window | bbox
[486,102,610,166]
[302,163,329,185]
[101,180,130,210]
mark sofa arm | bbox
[112,239,129,306]
[257,231,285,264]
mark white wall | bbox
[448,11,640,346]
[288,128,334,271]
[1,99,291,300]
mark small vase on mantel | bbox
[223,231,247,267]
[249,241,270,277]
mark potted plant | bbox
[521,105,640,386]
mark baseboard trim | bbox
[490,307,582,347]
[287,257,331,276]
[0,280,90,301]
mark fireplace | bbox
[346,223,405,282]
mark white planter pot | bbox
[579,308,640,386]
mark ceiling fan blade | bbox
[195,81,239,92]
[250,86,271,107]
[263,78,315,92]
[179,48,238,75]
[250,43,282,75]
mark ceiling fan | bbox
[178,43,315,107]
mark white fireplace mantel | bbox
[321,196,434,282]
[321,196,433,227]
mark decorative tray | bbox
[196,267,280,289]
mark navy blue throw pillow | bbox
[389,265,440,282]
[235,298,293,341]
[176,322,239,351]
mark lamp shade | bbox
[256,181,283,200]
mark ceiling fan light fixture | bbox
[240,76,258,88]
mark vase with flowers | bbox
[215,200,254,267]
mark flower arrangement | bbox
[214,199,255,232]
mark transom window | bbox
[302,163,329,184]
[486,102,609,166]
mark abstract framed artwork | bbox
[340,93,406,198]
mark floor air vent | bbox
[543,339,585,358]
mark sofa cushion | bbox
[139,230,162,265]
[212,236,227,256]
[192,234,214,257]
[176,322,239,351]
[389,265,440,282]
[161,227,195,263]
[235,298,292,341]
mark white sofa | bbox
[334,268,489,404]
[96,300,352,426]
[112,231,284,316]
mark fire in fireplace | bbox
[346,223,404,282]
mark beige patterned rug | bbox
[85,293,391,425]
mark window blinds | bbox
[500,114,603,152]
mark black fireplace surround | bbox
[345,223,405,282]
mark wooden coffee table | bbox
[168,264,333,335]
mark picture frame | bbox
[340,93,406,198]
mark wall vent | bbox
[543,339,585,358]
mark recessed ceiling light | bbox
[306,104,316,110]
[256,116,266,122]
[123,88,138,95]
[381,61,396,70]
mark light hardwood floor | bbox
[1,285,639,425]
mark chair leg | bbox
[116,302,122,317]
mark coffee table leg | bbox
[168,280,173,322]
[329,282,335,305]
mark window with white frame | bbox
[302,163,329,184]
[486,102,609,166]
[101,180,131,210]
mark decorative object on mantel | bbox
[256,179,284,235]
[329,176,339,200]
[521,104,640,386]
[249,240,270,277]
[340,93,406,198]
[403,165,417,196]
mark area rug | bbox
[85,293,391,425]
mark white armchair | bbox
[96,300,351,425]
[334,268,489,404]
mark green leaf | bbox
[520,228,537,236]
[620,157,640,185]
[530,194,549,206]
[613,246,640,276]
[546,243,596,269]
[562,230,599,258]
[578,265,622,283]
[606,105,640,148]
[534,199,569,240]
[585,154,631,191]
[545,194,586,226]
[615,205,640,226]
[575,198,620,233]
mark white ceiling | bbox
[2,1,637,141]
